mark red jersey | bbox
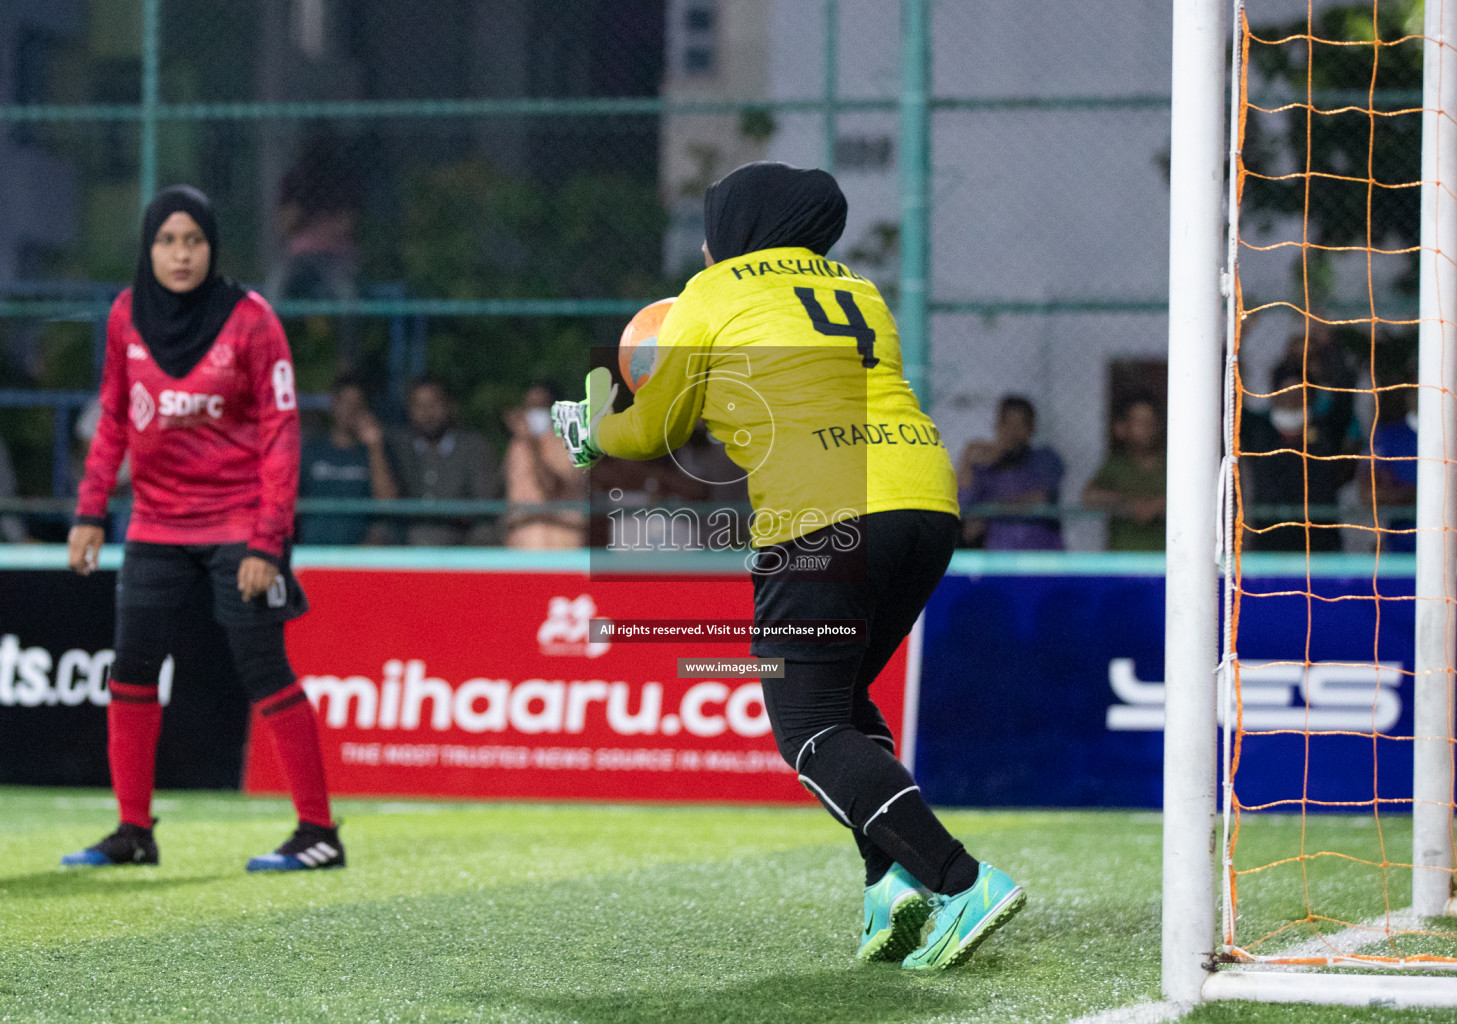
[76,289,301,560]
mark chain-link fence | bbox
[0,0,1414,548]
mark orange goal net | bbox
[1223,0,1457,969]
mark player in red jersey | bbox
[62,185,343,872]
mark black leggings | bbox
[111,542,300,701]
[113,604,295,703]
[756,510,978,893]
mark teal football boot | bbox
[856,862,930,962]
[901,864,1025,972]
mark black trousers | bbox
[753,510,977,893]
[112,542,305,701]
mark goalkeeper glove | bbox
[551,366,618,469]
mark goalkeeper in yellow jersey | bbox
[554,162,1024,971]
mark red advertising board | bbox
[244,569,913,803]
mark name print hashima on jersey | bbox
[726,257,868,282]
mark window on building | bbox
[678,1,717,77]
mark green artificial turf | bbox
[0,789,1453,1024]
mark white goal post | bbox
[1162,0,1224,1005]
[1163,0,1457,1008]
[1411,0,1457,925]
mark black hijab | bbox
[703,161,847,262]
[131,185,247,379]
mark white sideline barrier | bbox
[1203,971,1457,1009]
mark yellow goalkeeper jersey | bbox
[596,246,959,547]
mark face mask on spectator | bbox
[1270,408,1305,434]
[526,408,551,436]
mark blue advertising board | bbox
[914,552,1420,811]
[0,545,1428,810]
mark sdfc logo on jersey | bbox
[158,391,225,419]
[129,382,155,431]
[537,595,611,658]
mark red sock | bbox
[256,682,333,827]
[107,681,162,828]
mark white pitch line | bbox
[1066,1000,1192,1024]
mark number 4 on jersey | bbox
[794,287,879,369]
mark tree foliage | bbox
[397,160,680,439]
[1242,0,1425,379]
[1243,0,1424,295]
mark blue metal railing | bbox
[0,389,328,498]
[0,496,1412,523]
[0,277,431,495]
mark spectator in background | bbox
[1280,325,1359,447]
[298,374,397,545]
[1082,396,1167,551]
[388,378,499,545]
[1364,383,1419,553]
[265,131,366,368]
[267,131,364,304]
[502,381,585,548]
[0,436,30,543]
[957,395,1064,550]
[1242,361,1356,552]
[589,444,711,550]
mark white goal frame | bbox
[1163,0,1457,1008]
